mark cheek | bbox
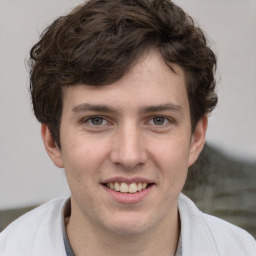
[153,135,191,164]
[61,138,105,184]
[152,137,190,184]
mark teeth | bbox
[120,183,129,193]
[128,183,137,193]
[114,182,120,192]
[106,182,149,193]
[137,183,142,191]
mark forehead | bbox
[62,50,189,113]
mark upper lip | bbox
[101,177,154,185]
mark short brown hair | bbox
[29,0,217,147]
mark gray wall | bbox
[0,0,255,210]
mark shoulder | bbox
[202,213,256,254]
[178,194,256,255]
[0,197,65,235]
[0,197,68,256]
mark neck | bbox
[65,201,180,256]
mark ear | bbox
[41,124,64,168]
[188,116,208,167]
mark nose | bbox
[110,123,147,169]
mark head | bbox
[29,0,217,149]
[30,0,218,240]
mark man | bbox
[0,0,255,255]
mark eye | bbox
[150,116,168,125]
[89,117,106,126]
[79,116,112,132]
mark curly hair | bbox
[29,0,217,147]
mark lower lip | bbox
[102,185,154,204]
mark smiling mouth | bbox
[103,182,152,193]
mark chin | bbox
[108,223,150,235]
[103,213,155,235]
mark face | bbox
[42,50,207,236]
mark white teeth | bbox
[120,183,129,193]
[128,183,137,193]
[107,182,149,193]
[114,182,120,192]
[137,183,142,191]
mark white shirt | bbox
[0,194,255,256]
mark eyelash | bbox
[148,116,171,126]
[81,116,109,126]
[81,115,174,127]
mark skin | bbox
[42,49,207,256]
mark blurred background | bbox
[0,0,255,236]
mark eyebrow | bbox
[139,103,182,113]
[72,103,182,114]
[72,103,116,113]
